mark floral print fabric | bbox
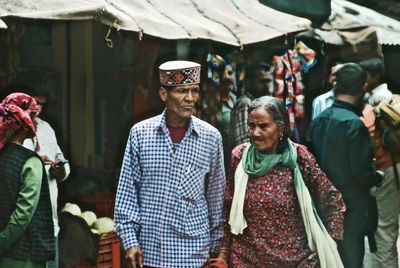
[223,143,345,268]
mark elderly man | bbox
[114,61,226,268]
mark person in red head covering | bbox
[0,93,55,268]
[0,92,39,150]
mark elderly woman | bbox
[0,93,54,268]
[214,96,346,268]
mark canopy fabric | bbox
[0,0,311,46]
[259,0,331,25]
[318,0,400,45]
[0,0,104,20]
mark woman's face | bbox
[248,107,282,153]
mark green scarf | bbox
[241,140,343,268]
[243,139,297,177]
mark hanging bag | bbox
[374,94,400,188]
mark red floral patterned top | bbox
[222,143,345,268]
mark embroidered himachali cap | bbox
[159,60,201,86]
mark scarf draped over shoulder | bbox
[229,140,343,268]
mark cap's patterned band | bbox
[159,66,201,86]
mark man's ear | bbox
[159,87,168,102]
[362,82,368,92]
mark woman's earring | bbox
[279,134,283,141]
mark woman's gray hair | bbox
[248,96,291,150]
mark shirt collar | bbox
[155,109,200,137]
[371,83,388,94]
[326,90,335,98]
[332,99,363,116]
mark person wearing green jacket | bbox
[0,93,55,268]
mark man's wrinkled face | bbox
[159,84,200,121]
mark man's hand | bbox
[41,155,53,166]
[49,162,66,182]
[125,246,143,268]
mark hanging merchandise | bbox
[206,53,227,85]
[200,53,227,125]
[295,41,318,73]
[272,41,317,141]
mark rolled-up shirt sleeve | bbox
[114,128,142,250]
[206,133,226,254]
[0,156,43,253]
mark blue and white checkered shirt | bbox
[114,110,226,267]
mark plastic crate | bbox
[97,231,121,268]
[77,231,121,268]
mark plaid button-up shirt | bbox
[114,110,226,268]
[230,92,253,148]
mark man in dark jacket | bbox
[308,63,383,268]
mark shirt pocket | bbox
[170,164,210,238]
[178,164,208,204]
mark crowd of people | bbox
[0,56,399,268]
[113,57,400,268]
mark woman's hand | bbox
[217,246,230,263]
[125,246,143,268]
[204,257,228,268]
[204,246,230,268]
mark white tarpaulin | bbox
[317,0,400,45]
[0,0,311,46]
[0,0,105,20]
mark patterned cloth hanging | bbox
[272,41,317,140]
[199,53,227,125]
